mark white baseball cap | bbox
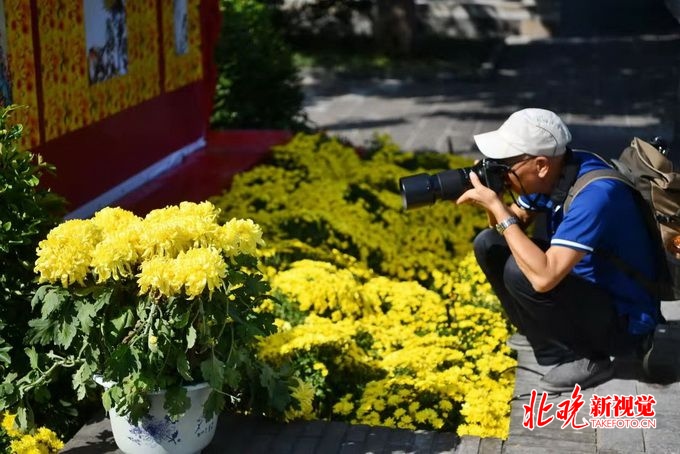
[473,108,572,160]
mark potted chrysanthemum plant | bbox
[16,202,293,453]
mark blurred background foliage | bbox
[211,0,308,130]
[210,0,500,132]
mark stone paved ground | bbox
[303,33,680,164]
[500,301,680,454]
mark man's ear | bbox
[535,156,550,178]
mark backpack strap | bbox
[563,168,672,301]
[563,168,634,213]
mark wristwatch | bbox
[495,216,519,235]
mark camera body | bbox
[399,159,509,210]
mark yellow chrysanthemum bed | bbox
[211,133,518,439]
[2,412,63,454]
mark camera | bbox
[399,159,509,210]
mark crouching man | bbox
[457,108,663,392]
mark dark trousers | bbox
[473,228,641,364]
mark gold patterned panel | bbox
[5,0,41,147]
[162,0,202,92]
[40,0,160,142]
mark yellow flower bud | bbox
[148,334,158,352]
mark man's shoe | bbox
[507,333,532,351]
[539,358,614,393]
[505,333,577,365]
[533,343,579,367]
[642,324,680,383]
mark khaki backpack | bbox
[563,137,680,301]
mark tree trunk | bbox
[373,0,417,56]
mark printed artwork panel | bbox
[85,0,128,84]
[0,0,12,105]
[163,0,202,92]
[173,0,188,55]
[4,0,41,147]
[41,0,160,142]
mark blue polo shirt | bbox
[517,150,661,334]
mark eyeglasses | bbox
[504,156,534,170]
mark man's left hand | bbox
[456,171,505,214]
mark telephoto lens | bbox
[399,169,470,210]
[399,159,508,210]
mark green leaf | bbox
[91,287,112,312]
[163,386,190,421]
[0,345,11,367]
[0,379,15,403]
[176,354,192,381]
[101,389,112,411]
[202,390,225,420]
[28,318,56,345]
[174,310,190,329]
[186,326,196,349]
[259,363,291,412]
[16,407,27,430]
[224,366,240,390]
[24,347,38,369]
[109,308,134,335]
[57,320,77,349]
[34,386,51,403]
[268,379,291,412]
[31,285,49,310]
[72,362,92,400]
[109,345,139,381]
[41,288,64,318]
[76,301,96,335]
[200,356,225,389]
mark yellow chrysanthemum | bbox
[137,255,179,298]
[332,395,355,416]
[137,247,226,299]
[137,202,221,259]
[33,427,65,452]
[214,218,265,257]
[90,206,141,231]
[173,247,227,298]
[270,260,367,319]
[34,219,100,287]
[284,378,316,421]
[257,251,515,437]
[4,417,63,454]
[1,411,20,438]
[90,222,142,282]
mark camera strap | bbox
[549,149,580,211]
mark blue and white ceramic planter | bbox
[94,377,218,454]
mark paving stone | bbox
[292,436,320,454]
[643,416,680,454]
[431,431,458,453]
[302,419,329,437]
[387,428,416,450]
[315,420,349,453]
[246,433,276,454]
[502,434,596,453]
[478,437,503,454]
[412,430,437,452]
[596,425,644,453]
[364,426,392,453]
[338,440,367,454]
[454,436,480,454]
